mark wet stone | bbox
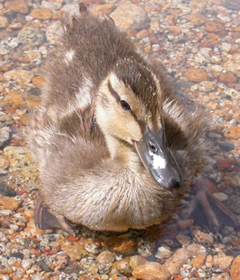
[96,251,116,264]
[4,70,34,84]
[0,196,21,211]
[230,255,240,280]
[185,68,209,82]
[0,16,8,29]
[30,8,53,20]
[155,245,173,260]
[0,127,10,147]
[4,0,29,14]
[214,253,234,270]
[226,195,240,214]
[10,252,24,259]
[110,2,148,30]
[0,182,17,197]
[132,261,171,280]
[18,27,45,47]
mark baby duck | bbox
[27,5,238,233]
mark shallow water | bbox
[0,0,239,279]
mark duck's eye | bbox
[149,142,158,154]
[120,100,131,111]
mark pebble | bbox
[3,70,34,84]
[155,245,173,260]
[0,16,8,29]
[226,195,240,214]
[204,21,227,37]
[30,8,53,20]
[4,0,29,14]
[132,262,171,280]
[219,73,238,83]
[91,3,116,16]
[176,234,191,247]
[230,255,240,280]
[0,196,21,211]
[187,13,207,26]
[110,2,148,30]
[18,27,45,47]
[32,76,45,88]
[102,237,136,254]
[191,254,206,269]
[213,192,228,201]
[185,68,209,82]
[214,253,234,270]
[97,251,116,264]
[0,182,16,196]
[164,248,191,275]
[0,127,10,147]
[129,255,146,269]
[192,229,214,246]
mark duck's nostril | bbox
[168,177,181,189]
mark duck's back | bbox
[41,10,141,132]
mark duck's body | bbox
[27,6,236,233]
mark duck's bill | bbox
[134,126,182,190]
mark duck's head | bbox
[96,58,182,190]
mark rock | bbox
[0,155,9,170]
[0,182,16,196]
[96,251,116,264]
[223,56,240,75]
[155,245,173,260]
[0,16,8,28]
[176,234,191,247]
[214,253,234,270]
[222,0,240,10]
[4,70,34,84]
[110,2,148,30]
[61,242,87,262]
[187,13,207,26]
[112,259,131,276]
[0,127,10,147]
[224,126,240,140]
[192,229,214,246]
[191,254,206,269]
[204,21,227,37]
[212,192,228,201]
[164,248,191,275]
[230,255,240,280]
[0,196,21,211]
[30,8,53,20]
[46,21,62,44]
[132,262,171,280]
[219,73,238,83]
[129,255,147,269]
[226,194,240,214]
[208,64,223,72]
[101,237,136,254]
[198,81,217,92]
[32,76,45,88]
[186,244,207,256]
[91,3,117,16]
[185,68,209,82]
[24,50,41,63]
[18,27,45,47]
[5,0,29,14]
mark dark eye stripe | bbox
[108,81,120,102]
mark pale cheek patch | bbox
[64,49,75,64]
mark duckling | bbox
[27,5,238,233]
